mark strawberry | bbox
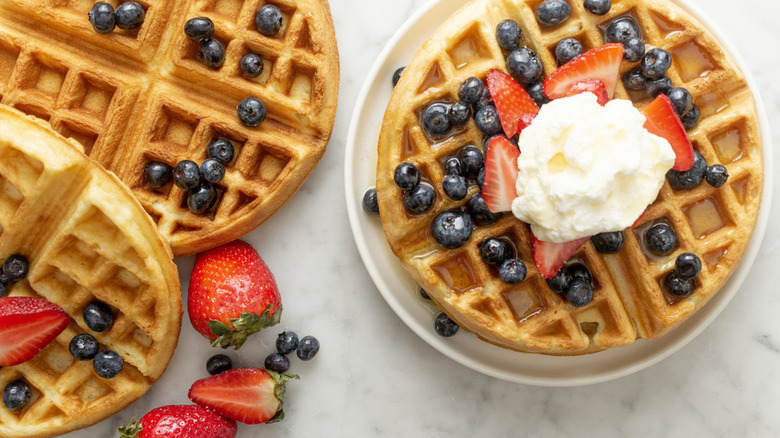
[565,79,609,105]
[543,43,624,99]
[118,405,237,438]
[642,94,694,171]
[532,236,590,279]
[0,297,69,367]
[482,136,519,213]
[515,113,537,134]
[188,368,298,425]
[485,69,539,138]
[188,240,282,349]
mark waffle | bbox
[376,0,763,354]
[0,0,339,257]
[0,106,182,437]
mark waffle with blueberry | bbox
[0,106,182,437]
[0,0,339,257]
[376,0,763,354]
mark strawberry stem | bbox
[209,305,282,349]
[117,419,142,438]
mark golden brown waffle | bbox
[0,105,182,437]
[0,0,339,257]
[376,0,763,354]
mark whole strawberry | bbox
[118,405,237,438]
[0,297,69,367]
[188,240,282,349]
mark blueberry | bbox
[256,4,283,36]
[198,38,225,69]
[2,381,30,411]
[527,82,550,106]
[681,104,701,130]
[173,160,201,190]
[393,162,420,191]
[69,333,99,360]
[144,161,172,189]
[667,87,693,116]
[0,282,6,298]
[664,271,696,297]
[421,103,451,137]
[547,268,572,292]
[458,145,484,178]
[264,353,290,372]
[567,263,592,285]
[88,2,115,34]
[622,68,647,91]
[476,167,485,189]
[296,335,320,361]
[187,184,218,214]
[496,19,523,51]
[443,157,462,176]
[469,193,501,226]
[641,48,672,79]
[206,354,233,375]
[479,238,513,265]
[240,53,264,78]
[200,158,225,184]
[605,17,640,45]
[536,0,571,26]
[403,184,435,213]
[362,187,379,214]
[623,37,645,62]
[442,174,468,201]
[83,301,114,332]
[276,331,300,355]
[705,164,729,188]
[449,101,471,127]
[555,38,582,65]
[666,150,706,190]
[584,0,611,15]
[420,287,431,300]
[114,2,145,30]
[644,223,677,255]
[434,312,459,337]
[645,75,672,98]
[675,253,702,279]
[208,138,235,164]
[184,17,214,41]
[566,280,593,307]
[506,48,542,85]
[3,255,28,282]
[475,105,502,136]
[458,77,484,104]
[237,97,267,127]
[431,210,473,249]
[499,258,527,284]
[392,67,405,87]
[93,350,123,378]
[591,231,624,254]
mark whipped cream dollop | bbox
[511,92,675,242]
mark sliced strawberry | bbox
[642,94,694,171]
[566,79,609,105]
[485,69,539,138]
[544,43,624,99]
[532,236,590,279]
[0,297,69,367]
[516,113,537,134]
[482,136,519,213]
[632,209,647,228]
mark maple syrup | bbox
[683,196,728,239]
[432,253,479,295]
[710,126,743,164]
[671,42,716,83]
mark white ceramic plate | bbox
[344,0,773,386]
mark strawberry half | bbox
[516,113,537,134]
[544,43,624,99]
[188,368,298,425]
[118,405,237,438]
[482,136,519,213]
[642,94,695,171]
[485,69,539,138]
[532,236,590,279]
[566,79,609,105]
[0,297,69,367]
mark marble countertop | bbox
[63,0,780,436]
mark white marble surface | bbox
[62,0,780,436]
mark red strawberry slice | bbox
[118,404,237,438]
[642,94,694,171]
[482,136,519,213]
[0,297,69,367]
[516,113,537,134]
[485,69,539,138]
[532,236,590,279]
[566,79,609,105]
[544,43,624,99]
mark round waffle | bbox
[376,0,763,354]
[0,0,339,257]
[0,105,182,437]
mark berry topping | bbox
[0,282,6,298]
[485,69,540,138]
[444,156,462,176]
[481,135,519,213]
[83,300,114,332]
[432,210,473,249]
[420,287,431,300]
[584,0,611,15]
[675,253,702,280]
[468,193,501,225]
[207,354,233,375]
[705,164,729,187]
[496,20,523,51]
[590,231,625,254]
[184,17,215,41]
[403,183,436,213]
[0,297,68,367]
[459,146,484,180]
[392,67,405,87]
[449,101,472,126]
[198,39,226,69]
[474,86,494,110]
[543,43,624,99]
[499,258,527,284]
[114,2,145,30]
[532,236,590,279]
[362,187,379,214]
[536,0,571,26]
[255,5,283,36]
[118,404,237,438]
[393,162,420,190]
[476,166,486,189]
[188,184,218,214]
[526,82,550,106]
[275,331,299,355]
[644,223,677,255]
[605,17,641,45]
[264,353,290,373]
[458,77,485,104]
[69,333,99,360]
[565,78,609,105]
[421,102,451,137]
[555,38,583,65]
[88,2,116,34]
[566,280,594,307]
[666,150,706,190]
[296,335,320,361]
[442,174,468,201]
[622,37,646,62]
[240,53,264,78]
[237,97,267,127]
[93,349,123,378]
[546,268,572,292]
[667,87,693,116]
[434,312,459,337]
[506,48,543,85]
[200,158,225,184]
[567,263,592,284]
[475,105,502,136]
[622,68,647,91]
[3,381,30,411]
[145,161,172,189]
[664,271,695,297]
[3,254,28,282]
[640,48,672,79]
[680,104,701,130]
[645,75,672,98]
[173,160,201,190]
[479,238,513,266]
[642,94,694,171]
[208,138,235,164]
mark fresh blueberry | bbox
[555,38,582,65]
[506,48,542,84]
[547,268,572,292]
[526,82,550,106]
[467,193,500,226]
[88,2,115,34]
[623,37,645,62]
[641,48,672,79]
[567,263,592,285]
[667,87,693,116]
[499,258,527,284]
[458,145,484,178]
[705,164,729,188]
[442,174,468,201]
[276,331,300,355]
[392,67,405,87]
[240,53,264,78]
[393,162,420,191]
[403,183,436,213]
[622,68,647,91]
[198,39,225,69]
[458,77,484,104]
[208,138,235,164]
[645,75,672,98]
[69,333,99,360]
[605,17,640,45]
[666,150,706,190]
[420,287,431,300]
[3,255,28,282]
[496,19,523,51]
[184,17,214,41]
[434,312,459,337]
[83,301,114,332]
[200,158,225,184]
[591,231,624,254]
[479,238,513,265]
[449,101,471,127]
[644,223,677,255]
[476,167,485,189]
[256,4,283,36]
[443,157,462,176]
[264,353,290,372]
[566,280,593,307]
[681,104,701,130]
[2,381,30,411]
[173,160,201,191]
[421,103,451,137]
[144,161,172,189]
[584,0,611,15]
[362,187,379,214]
[237,97,267,127]
[664,271,695,297]
[675,253,702,280]
[475,105,502,136]
[431,210,473,248]
[206,354,233,375]
[0,281,7,298]
[93,350,123,378]
[474,87,494,110]
[187,184,218,214]
[296,335,320,361]
[536,0,571,26]
[114,2,145,30]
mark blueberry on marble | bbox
[114,2,145,30]
[458,77,484,105]
[422,103,451,137]
[392,67,405,87]
[69,333,99,360]
[622,37,645,62]
[506,47,542,85]
[566,280,593,307]
[584,0,611,15]
[198,38,226,69]
[645,75,672,98]
[433,312,459,337]
[208,138,235,164]
[458,145,484,179]
[88,2,115,34]
[393,162,420,191]
[240,53,264,78]
[475,105,502,136]
[666,150,706,190]
[184,17,214,41]
[705,164,729,188]
[187,184,218,214]
[591,231,624,254]
[555,38,582,65]
[362,187,379,214]
[3,255,28,282]
[536,0,571,26]
[496,19,523,51]
[83,301,114,332]
[605,17,640,45]
[256,4,283,36]
[675,253,702,280]
[2,381,30,411]
[479,238,513,266]
[449,101,472,127]
[499,258,527,284]
[93,350,123,378]
[467,193,500,226]
[207,354,233,375]
[622,68,647,91]
[667,87,693,116]
[640,48,672,79]
[264,353,290,373]
[296,336,320,361]
[403,184,436,213]
[237,97,267,127]
[664,271,695,297]
[442,174,468,201]
[431,210,473,249]
[145,161,172,189]
[276,331,300,355]
[173,160,201,191]
[644,223,677,255]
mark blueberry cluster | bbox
[664,253,702,297]
[0,254,28,298]
[666,150,729,190]
[480,238,527,284]
[546,263,595,307]
[88,1,145,34]
[264,331,320,373]
[420,101,472,138]
[184,17,225,69]
[393,162,436,215]
[492,21,549,108]
[67,300,123,378]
